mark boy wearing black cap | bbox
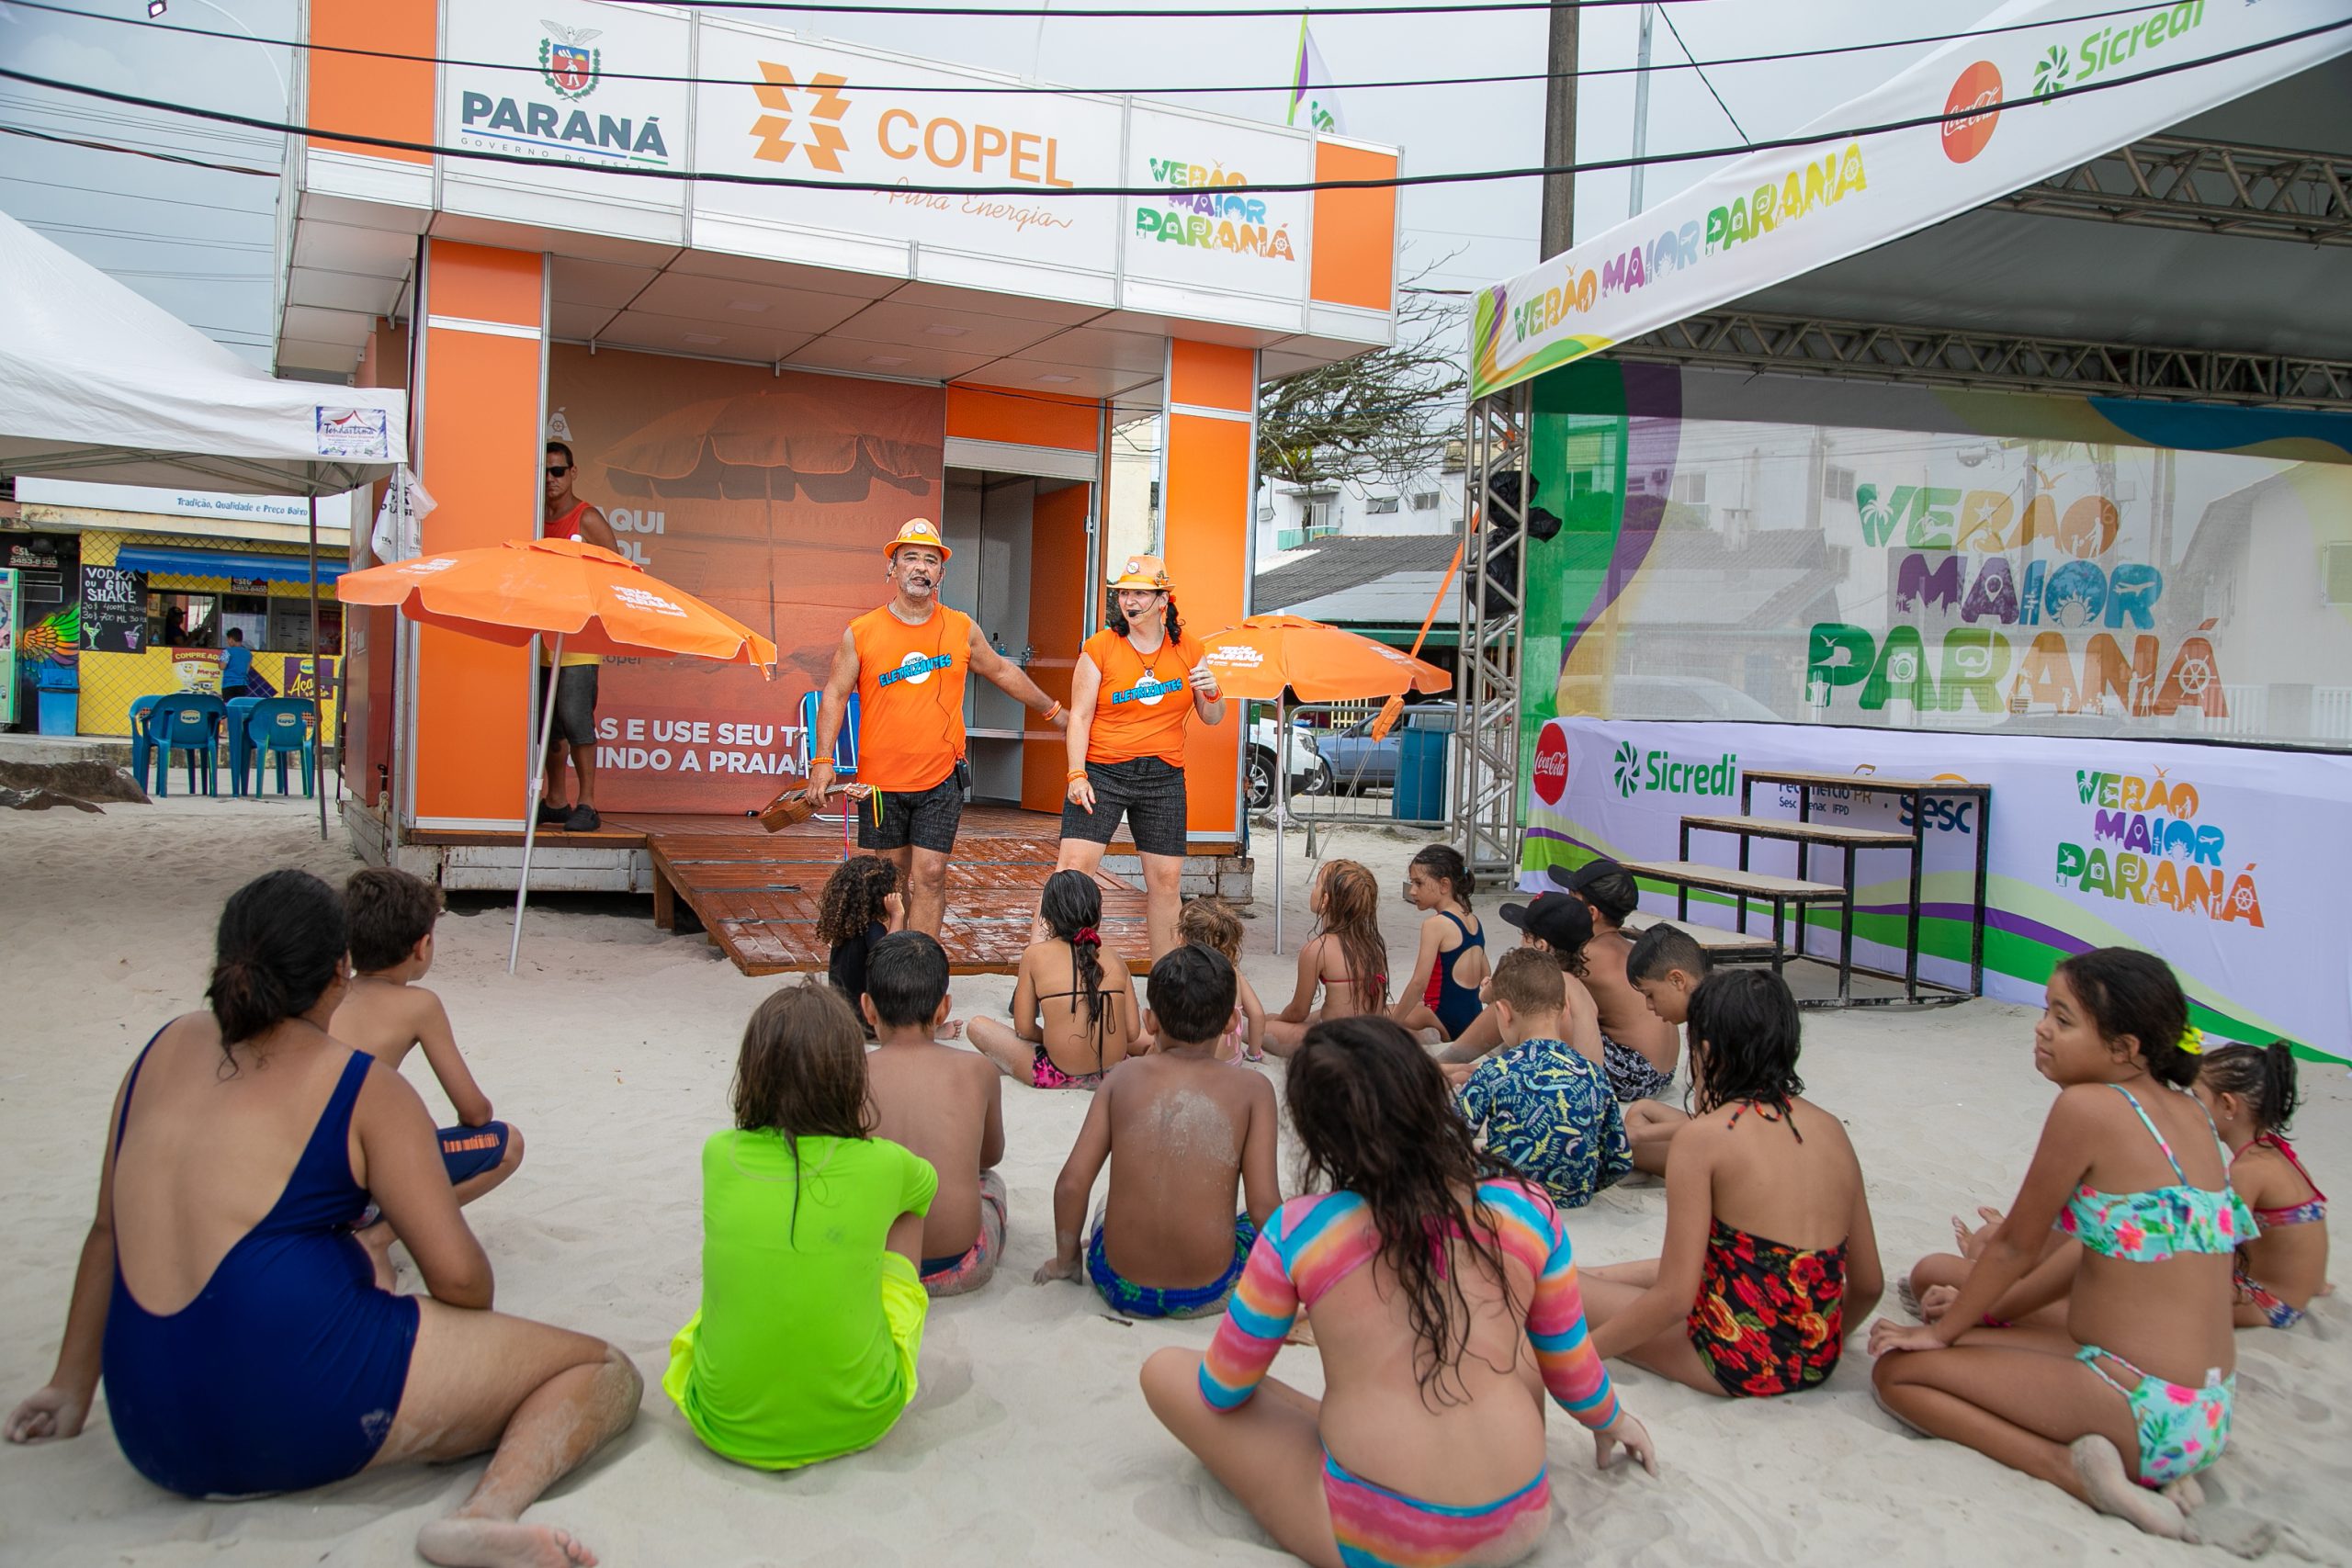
[1550,859,1680,1103]
[1435,889,1604,1071]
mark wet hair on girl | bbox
[732,981,875,1241]
[1314,860,1389,1011]
[1040,868,1114,1071]
[2199,1041,2301,1136]
[2052,947,2196,1088]
[815,854,899,948]
[1686,969,1804,1121]
[207,869,349,1056]
[1287,1015,1527,1408]
[1408,844,1475,905]
[1177,897,1244,964]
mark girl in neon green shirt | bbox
[664,982,936,1470]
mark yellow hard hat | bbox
[885,518,952,560]
[1106,554,1171,591]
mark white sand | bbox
[2,795,2346,1566]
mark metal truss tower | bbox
[1453,383,1531,879]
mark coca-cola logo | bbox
[1532,722,1570,806]
[1940,62,2003,164]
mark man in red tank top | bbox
[539,443,620,831]
[808,520,1067,938]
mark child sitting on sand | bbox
[968,869,1138,1089]
[1391,844,1488,1043]
[1035,943,1280,1317]
[1178,897,1265,1062]
[332,867,522,1280]
[1139,1014,1657,1568]
[1551,859,1679,1103]
[1438,890,1604,1068]
[1454,948,1631,1210]
[817,854,903,1035]
[1581,969,1883,1399]
[860,932,1009,1298]
[1264,860,1389,1055]
[665,981,936,1470]
[1871,949,2245,1540]
[2199,1041,2329,1328]
[1621,922,1712,1174]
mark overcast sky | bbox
[0,0,1967,371]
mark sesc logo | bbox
[1532,723,1570,806]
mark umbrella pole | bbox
[1274,692,1286,955]
[511,632,565,975]
[309,494,326,841]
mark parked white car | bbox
[1247,715,1332,809]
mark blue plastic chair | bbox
[127,695,165,791]
[143,694,228,797]
[223,695,266,795]
[797,689,860,822]
[241,698,317,797]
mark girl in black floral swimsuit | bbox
[1572,970,1886,1397]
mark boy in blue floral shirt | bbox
[1452,947,1632,1208]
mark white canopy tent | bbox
[0,208,409,836]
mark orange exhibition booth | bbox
[288,0,1402,906]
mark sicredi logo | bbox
[1940,62,2002,163]
[1532,724,1569,806]
[752,60,1075,187]
[1613,739,1738,799]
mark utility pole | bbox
[1628,2,1655,218]
[1539,1,1577,258]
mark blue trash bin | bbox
[1394,723,1447,820]
[32,664,78,738]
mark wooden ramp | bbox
[622,807,1148,976]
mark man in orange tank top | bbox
[539,443,620,832]
[808,520,1066,938]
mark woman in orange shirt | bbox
[1056,557,1227,957]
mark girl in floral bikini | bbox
[1871,948,2249,1541]
[1577,969,1883,1399]
[2196,1041,2329,1329]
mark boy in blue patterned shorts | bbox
[1451,947,1631,1209]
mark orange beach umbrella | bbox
[1199,614,1452,702]
[1196,615,1452,953]
[334,536,779,665]
[337,537,776,973]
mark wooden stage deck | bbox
[412,807,1151,976]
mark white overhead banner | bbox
[1470,0,2352,400]
[1523,716,2352,1063]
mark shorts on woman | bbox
[1064,755,1187,858]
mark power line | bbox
[1657,5,1748,146]
[17,218,271,251]
[6,18,2341,200]
[0,171,277,211]
[5,0,2211,103]
[0,121,276,175]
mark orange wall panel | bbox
[1160,344,1254,840]
[307,0,434,164]
[1168,340,1254,414]
[423,243,546,328]
[411,250,544,824]
[1309,143,1399,312]
[946,385,1101,452]
[1022,483,1092,813]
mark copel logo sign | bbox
[752,62,1076,186]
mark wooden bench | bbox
[1621,910,1781,963]
[1619,858,1852,993]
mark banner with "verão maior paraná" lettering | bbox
[1469,0,2352,400]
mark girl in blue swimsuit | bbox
[1391,845,1487,1042]
[6,871,641,1566]
[1871,947,2244,1541]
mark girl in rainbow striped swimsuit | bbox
[1139,1015,1657,1568]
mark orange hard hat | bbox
[1106,554,1172,591]
[885,518,952,560]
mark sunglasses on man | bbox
[546,464,571,477]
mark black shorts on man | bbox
[858,772,966,854]
[538,663,598,746]
[1063,755,1188,858]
